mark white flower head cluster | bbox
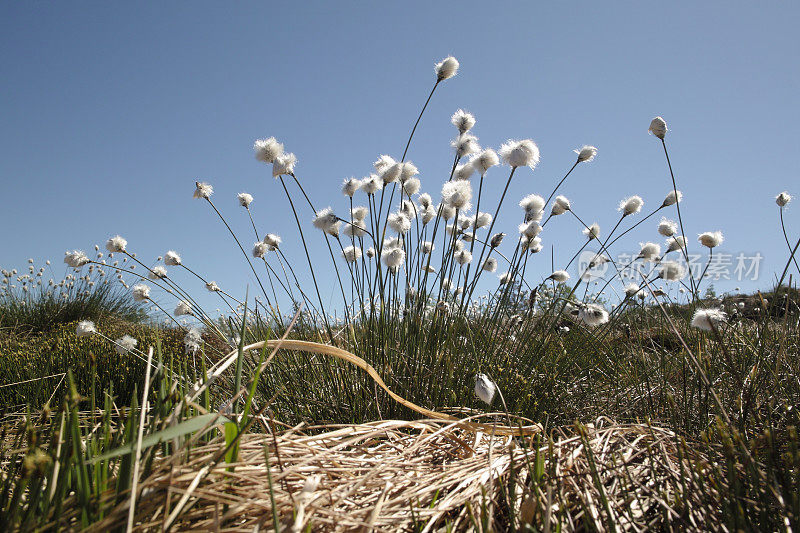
[520,194,546,222]
[649,117,668,139]
[451,109,475,134]
[388,212,412,234]
[148,265,167,280]
[238,192,253,207]
[658,218,677,237]
[342,245,362,263]
[115,335,138,355]
[658,261,686,281]
[474,373,496,405]
[551,195,571,216]
[402,177,421,195]
[76,320,96,337]
[455,249,472,265]
[381,246,405,271]
[132,283,150,302]
[698,231,724,248]
[435,55,459,81]
[473,148,499,175]
[205,281,220,292]
[442,180,472,210]
[578,304,609,327]
[637,242,661,262]
[184,328,202,354]
[482,257,498,272]
[341,177,361,197]
[776,191,792,207]
[105,235,127,253]
[666,235,686,253]
[253,137,284,163]
[549,270,570,283]
[454,162,475,181]
[619,196,644,216]
[361,174,383,195]
[691,308,728,331]
[575,145,597,163]
[263,233,281,251]
[164,251,182,266]
[452,133,480,158]
[193,181,213,199]
[272,152,297,177]
[174,300,193,316]
[252,242,269,258]
[64,250,90,268]
[583,223,601,240]
[312,207,341,237]
[663,190,682,206]
[499,139,540,169]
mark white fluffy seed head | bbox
[499,272,511,284]
[76,320,96,337]
[578,304,609,327]
[418,193,433,209]
[691,308,728,331]
[583,223,601,240]
[400,162,418,183]
[551,195,571,216]
[658,261,686,281]
[272,152,297,177]
[455,249,472,265]
[776,191,792,207]
[164,251,182,266]
[549,270,570,282]
[381,162,403,184]
[193,181,213,199]
[343,220,367,238]
[402,177,421,195]
[373,155,395,173]
[361,174,383,195]
[366,247,376,258]
[624,283,641,298]
[237,193,254,208]
[132,284,150,301]
[454,162,475,181]
[421,241,434,254]
[421,205,437,224]
[666,235,686,253]
[698,231,724,248]
[388,213,412,234]
[490,233,506,248]
[442,181,472,210]
[499,139,540,169]
[174,300,192,316]
[452,133,480,158]
[649,117,668,139]
[435,56,459,81]
[637,242,662,262]
[381,247,405,270]
[474,374,496,405]
[575,145,597,163]
[252,242,269,258]
[263,233,281,250]
[105,235,127,253]
[663,190,682,206]
[205,281,220,292]
[619,196,644,216]
[520,194,546,216]
[341,178,361,197]
[351,206,369,220]
[518,221,542,238]
[64,250,90,268]
[312,207,341,236]
[474,212,492,229]
[482,257,498,272]
[473,148,499,175]
[342,245,362,263]
[254,137,284,163]
[658,218,677,237]
[115,335,137,355]
[451,109,475,134]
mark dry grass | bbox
[35,415,714,532]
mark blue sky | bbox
[2,2,798,316]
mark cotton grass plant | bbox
[2,54,800,531]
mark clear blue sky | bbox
[2,2,798,315]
